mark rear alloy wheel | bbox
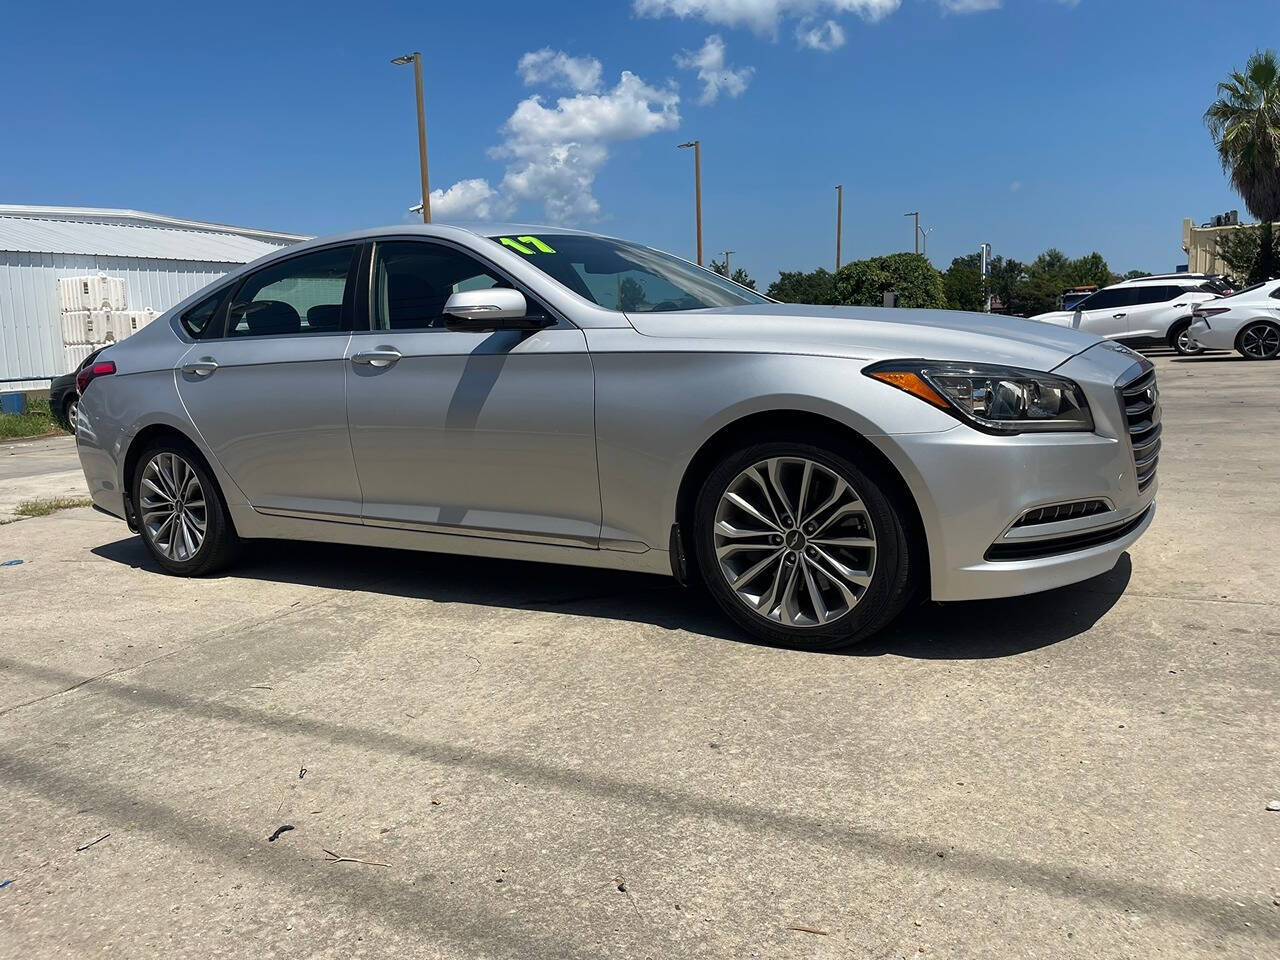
[64,396,79,431]
[133,441,238,576]
[1238,321,1280,360]
[693,440,916,650]
[1169,320,1202,356]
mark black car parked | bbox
[49,347,103,431]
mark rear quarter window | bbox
[180,289,230,339]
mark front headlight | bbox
[864,360,1094,434]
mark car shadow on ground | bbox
[91,536,1130,661]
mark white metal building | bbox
[0,205,306,390]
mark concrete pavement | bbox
[0,353,1276,959]
[0,434,84,522]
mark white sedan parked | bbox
[1187,279,1280,360]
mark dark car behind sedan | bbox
[49,347,103,430]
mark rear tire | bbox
[692,438,917,651]
[1237,320,1280,360]
[58,396,78,432]
[131,437,239,576]
[1168,319,1202,356]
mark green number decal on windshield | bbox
[498,236,557,255]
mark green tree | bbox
[766,268,837,304]
[1205,49,1280,282]
[1066,252,1113,289]
[1124,269,1152,280]
[1008,248,1115,316]
[833,253,947,309]
[942,254,985,312]
[1216,224,1280,281]
[710,259,757,290]
[986,256,1030,315]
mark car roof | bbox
[247,221,623,262]
[1114,275,1208,287]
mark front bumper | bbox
[871,344,1158,602]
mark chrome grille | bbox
[1118,366,1161,493]
[1012,499,1111,527]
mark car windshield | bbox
[486,233,769,312]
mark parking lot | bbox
[0,351,1276,958]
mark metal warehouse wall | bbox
[0,253,237,390]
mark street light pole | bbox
[904,211,919,254]
[835,184,843,270]
[393,52,431,223]
[723,250,734,275]
[979,242,992,312]
[678,140,703,265]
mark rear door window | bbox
[227,246,356,338]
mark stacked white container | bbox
[58,274,127,313]
[110,309,158,340]
[56,272,134,373]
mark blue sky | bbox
[2,0,1273,283]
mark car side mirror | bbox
[443,289,548,331]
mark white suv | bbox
[1031,275,1223,355]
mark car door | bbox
[1123,285,1178,338]
[344,237,600,547]
[174,243,364,520]
[1075,288,1131,339]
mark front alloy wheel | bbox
[1239,321,1280,360]
[713,457,876,627]
[693,439,917,651]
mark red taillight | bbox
[75,359,116,394]
[1193,306,1230,319]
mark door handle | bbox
[1112,313,1127,319]
[181,359,218,377]
[351,348,402,368]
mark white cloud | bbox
[675,35,754,105]
[517,49,602,93]
[433,57,681,225]
[795,18,845,50]
[937,0,1001,12]
[428,178,514,220]
[1009,180,1023,192]
[635,0,900,34]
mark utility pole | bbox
[723,250,734,275]
[979,242,992,312]
[392,52,431,223]
[904,211,919,254]
[678,140,703,265]
[835,184,843,270]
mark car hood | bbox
[624,304,1098,371]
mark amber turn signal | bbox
[865,369,951,409]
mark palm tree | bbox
[1204,50,1280,281]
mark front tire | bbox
[692,439,916,650]
[1237,320,1280,360]
[1169,319,1202,356]
[132,439,238,576]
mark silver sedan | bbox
[75,224,1158,649]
